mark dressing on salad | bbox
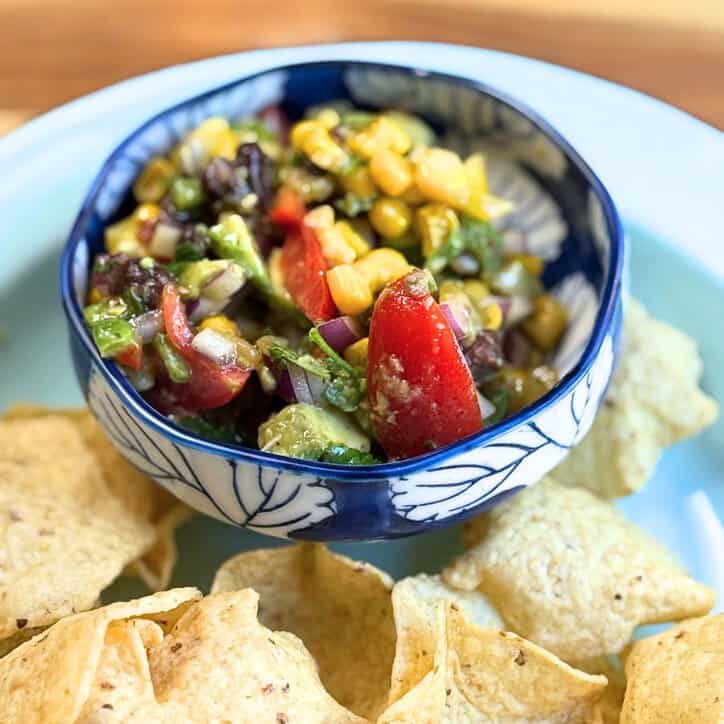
[84,104,568,463]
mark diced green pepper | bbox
[83,298,128,325]
[170,176,205,210]
[91,318,137,358]
[153,333,191,383]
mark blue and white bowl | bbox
[60,60,624,541]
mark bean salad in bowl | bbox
[83,105,569,464]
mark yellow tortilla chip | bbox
[621,615,724,723]
[379,601,606,723]
[553,299,718,498]
[0,417,157,640]
[389,573,502,704]
[442,477,715,661]
[3,405,192,592]
[0,588,200,723]
[211,543,396,719]
[577,657,626,724]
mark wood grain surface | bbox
[1,0,723,132]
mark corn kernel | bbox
[304,205,335,230]
[438,279,465,301]
[369,149,413,196]
[199,315,241,338]
[336,221,370,257]
[87,288,103,304]
[414,148,470,207]
[213,128,239,161]
[348,117,412,159]
[399,184,427,205]
[290,120,319,149]
[327,265,374,316]
[134,204,160,223]
[319,226,357,266]
[508,253,544,277]
[316,108,341,130]
[466,192,514,221]
[463,153,488,195]
[133,157,175,203]
[416,204,459,257]
[463,279,490,304]
[521,294,568,351]
[355,248,410,292]
[482,303,503,331]
[369,198,412,239]
[344,337,369,367]
[291,121,348,172]
[176,117,233,173]
[341,165,377,198]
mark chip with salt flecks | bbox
[621,615,724,723]
[388,573,502,705]
[553,298,718,499]
[2,405,192,592]
[0,416,158,642]
[0,588,200,723]
[379,601,606,723]
[211,543,396,719]
[442,477,716,661]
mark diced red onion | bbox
[132,309,164,345]
[202,265,247,302]
[287,363,326,405]
[187,296,230,323]
[275,368,296,403]
[440,302,470,341]
[477,392,496,420]
[191,328,237,365]
[317,316,363,353]
[148,222,182,259]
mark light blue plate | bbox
[0,43,721,606]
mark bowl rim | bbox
[60,58,624,481]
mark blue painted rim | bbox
[60,59,624,481]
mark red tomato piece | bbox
[161,284,250,410]
[367,270,483,459]
[116,341,143,371]
[270,187,306,232]
[281,223,337,323]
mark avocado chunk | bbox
[179,258,242,298]
[258,403,371,460]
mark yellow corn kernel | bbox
[341,165,377,198]
[291,121,348,172]
[133,157,175,203]
[303,205,335,230]
[268,249,292,302]
[521,294,568,351]
[355,248,410,293]
[344,337,369,367]
[399,184,427,205]
[482,303,503,331]
[199,315,241,339]
[463,279,490,304]
[416,204,459,257]
[175,117,232,172]
[464,153,488,195]
[369,198,412,239]
[466,192,514,221]
[316,108,340,130]
[508,253,544,277]
[348,117,411,159]
[134,203,160,223]
[438,279,465,301]
[414,148,470,208]
[213,128,239,161]
[290,120,320,149]
[327,265,374,316]
[369,149,413,196]
[336,221,370,257]
[87,288,103,304]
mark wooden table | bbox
[1,0,723,133]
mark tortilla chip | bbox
[442,477,716,661]
[389,573,502,704]
[3,405,192,592]
[577,657,626,724]
[0,417,158,640]
[0,627,44,658]
[621,615,724,723]
[553,299,718,498]
[0,588,200,722]
[211,543,396,719]
[379,601,606,723]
